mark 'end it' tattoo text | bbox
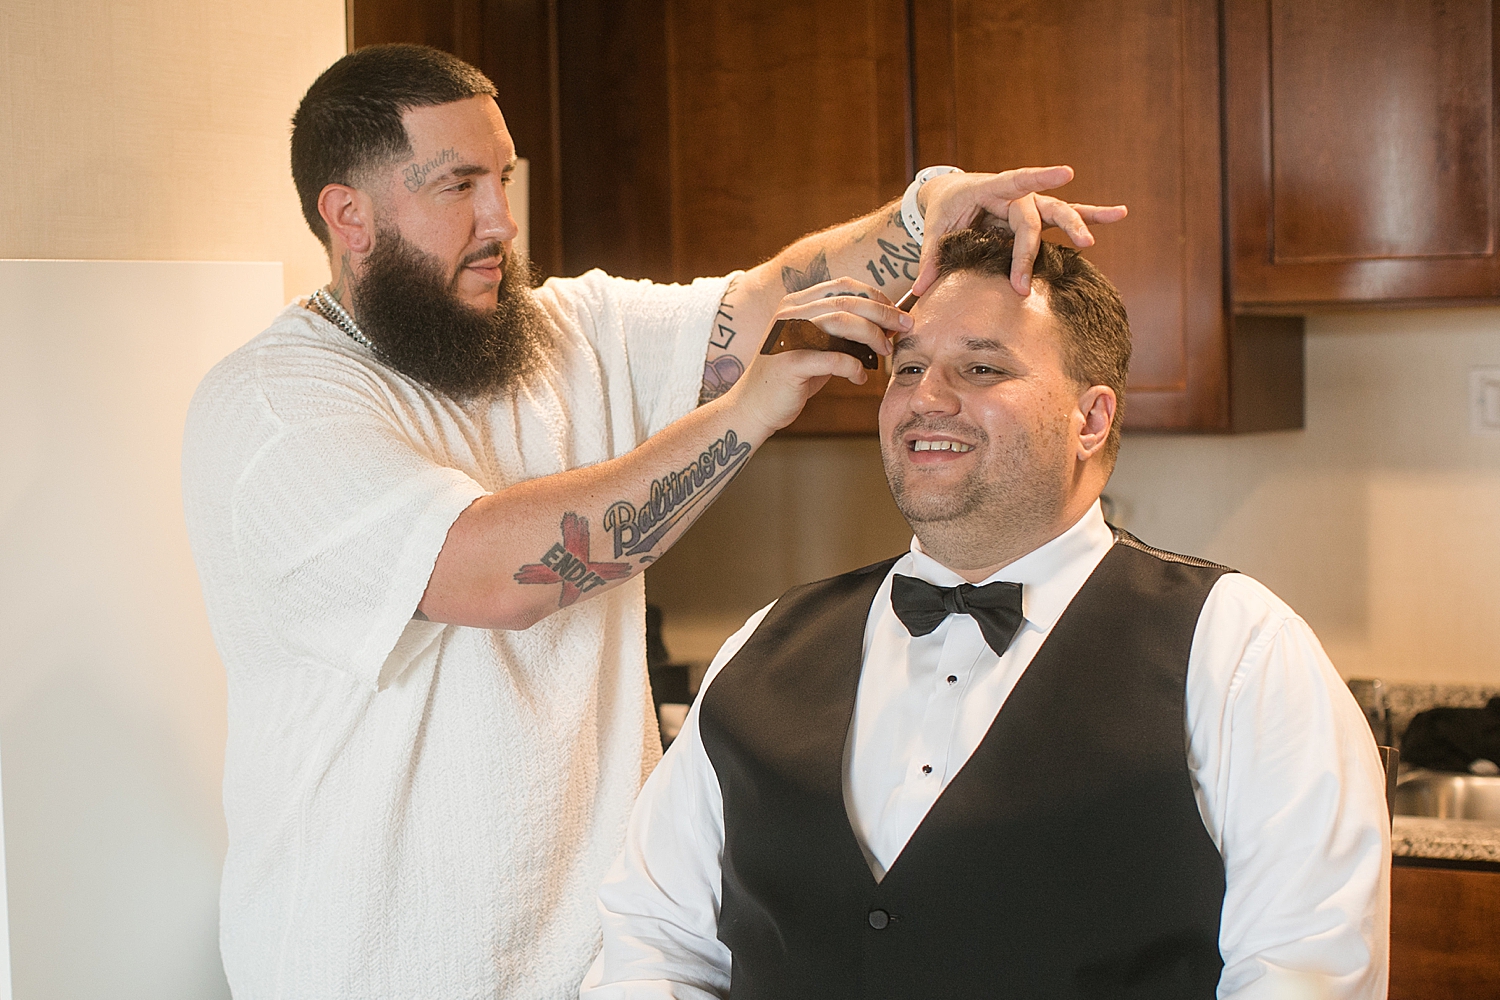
[514,513,632,608]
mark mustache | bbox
[891,413,988,445]
[459,242,506,268]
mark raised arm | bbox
[417,280,904,630]
[697,165,1127,404]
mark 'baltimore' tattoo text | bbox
[603,430,751,557]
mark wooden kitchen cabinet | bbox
[1390,862,1500,1000]
[911,0,1301,432]
[559,0,911,434]
[1225,0,1500,307]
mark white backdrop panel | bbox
[0,260,282,999]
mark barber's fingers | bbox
[1034,196,1129,248]
[1007,194,1045,295]
[777,297,910,355]
[779,277,894,308]
[766,342,870,386]
[985,164,1076,201]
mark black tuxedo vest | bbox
[697,531,1231,999]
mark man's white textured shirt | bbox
[182,270,728,1000]
[584,504,1391,1000]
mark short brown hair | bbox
[931,229,1132,460]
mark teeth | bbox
[912,440,974,453]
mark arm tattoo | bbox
[514,513,632,608]
[701,278,745,404]
[401,147,458,192]
[511,431,753,607]
[710,278,740,350]
[699,355,745,404]
[781,251,833,293]
[602,431,752,558]
[861,238,921,288]
[892,203,914,240]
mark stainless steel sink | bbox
[1394,770,1500,822]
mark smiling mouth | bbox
[910,440,974,453]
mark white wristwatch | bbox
[901,165,963,246]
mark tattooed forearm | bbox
[892,203,914,240]
[510,431,754,608]
[781,250,833,293]
[861,237,921,288]
[402,147,458,192]
[603,431,752,558]
[513,513,632,608]
[699,355,745,404]
[711,278,740,350]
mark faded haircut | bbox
[291,44,497,247]
[931,229,1132,460]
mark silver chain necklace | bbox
[309,287,375,351]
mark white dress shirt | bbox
[583,503,1390,1000]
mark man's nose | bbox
[910,369,961,415]
[475,179,520,245]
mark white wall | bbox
[1,0,345,995]
[0,261,284,997]
[1108,308,1500,685]
[650,308,1500,689]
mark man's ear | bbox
[318,183,376,255]
[1075,385,1117,461]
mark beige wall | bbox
[649,308,1500,688]
[0,0,345,300]
[1,2,345,996]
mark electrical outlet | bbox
[1473,368,1500,435]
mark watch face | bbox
[758,318,879,370]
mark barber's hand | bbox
[912,165,1128,297]
[725,278,907,437]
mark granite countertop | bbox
[1392,815,1500,864]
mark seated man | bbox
[582,230,1390,1000]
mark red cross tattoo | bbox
[514,513,633,607]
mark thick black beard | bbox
[349,228,552,400]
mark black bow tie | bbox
[890,575,1025,657]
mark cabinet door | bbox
[658,0,912,435]
[1390,863,1500,999]
[1225,0,1500,305]
[912,0,1231,430]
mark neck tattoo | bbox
[309,287,375,351]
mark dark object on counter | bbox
[759,318,878,369]
[649,664,691,707]
[1401,698,1500,773]
[645,603,671,670]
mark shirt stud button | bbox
[947,675,958,684]
[868,908,890,930]
[921,764,932,775]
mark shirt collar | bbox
[903,500,1115,632]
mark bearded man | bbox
[585,231,1390,1000]
[180,44,1125,1000]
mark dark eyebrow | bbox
[891,333,1017,358]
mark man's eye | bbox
[895,364,925,375]
[446,181,472,193]
[501,175,515,187]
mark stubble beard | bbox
[348,226,553,400]
[881,413,1071,567]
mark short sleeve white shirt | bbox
[182,269,730,1000]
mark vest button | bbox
[867,908,890,930]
